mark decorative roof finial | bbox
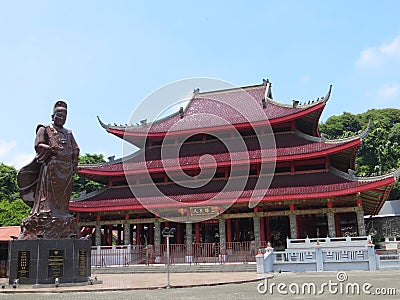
[292,100,299,108]
[262,78,270,86]
[193,88,200,94]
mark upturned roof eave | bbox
[77,138,361,178]
[69,177,393,213]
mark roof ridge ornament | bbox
[329,165,400,182]
[322,84,333,103]
[262,97,267,109]
[394,167,400,181]
[97,116,110,129]
[360,119,372,140]
[295,121,370,144]
[70,186,109,202]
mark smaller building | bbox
[0,226,20,277]
[365,200,400,251]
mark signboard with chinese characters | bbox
[190,206,219,216]
[17,250,30,278]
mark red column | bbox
[177,223,183,244]
[108,225,113,246]
[149,223,154,245]
[136,224,141,245]
[265,216,271,242]
[195,222,200,243]
[234,219,240,242]
[335,214,341,237]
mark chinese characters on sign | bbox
[17,250,30,279]
[190,206,220,216]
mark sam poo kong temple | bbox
[70,79,400,265]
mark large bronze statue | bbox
[17,101,80,240]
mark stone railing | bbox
[286,235,372,249]
[257,243,377,273]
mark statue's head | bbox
[52,100,68,128]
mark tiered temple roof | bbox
[72,80,399,217]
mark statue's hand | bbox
[49,145,63,154]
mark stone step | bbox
[92,263,257,274]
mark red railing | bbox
[91,241,265,267]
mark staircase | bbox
[92,263,256,274]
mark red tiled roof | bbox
[103,85,325,136]
[0,226,20,242]
[78,132,359,175]
[70,171,394,215]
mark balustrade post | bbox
[315,245,323,272]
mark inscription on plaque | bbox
[190,206,219,216]
[78,249,87,277]
[17,250,30,278]
[48,249,64,278]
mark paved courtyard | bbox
[0,270,399,299]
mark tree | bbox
[0,163,19,201]
[319,112,361,139]
[0,199,31,226]
[72,153,106,198]
[320,108,400,200]
[0,164,31,225]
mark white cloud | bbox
[378,82,400,99]
[9,153,34,170]
[0,139,16,157]
[0,139,34,169]
[356,35,400,68]
[298,75,311,85]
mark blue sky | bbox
[1,1,400,169]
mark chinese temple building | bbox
[70,80,399,256]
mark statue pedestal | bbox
[7,239,91,285]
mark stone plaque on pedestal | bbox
[47,249,64,278]
[8,239,91,285]
[17,250,30,279]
